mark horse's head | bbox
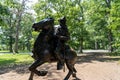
[32,18,54,31]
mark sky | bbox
[27,0,38,7]
[22,0,38,15]
[27,0,38,13]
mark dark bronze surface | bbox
[29,17,78,80]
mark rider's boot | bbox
[56,52,64,70]
[57,60,64,70]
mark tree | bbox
[0,3,9,25]
[1,0,120,53]
[13,0,25,53]
[20,13,34,51]
[0,0,33,53]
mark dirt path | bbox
[0,52,120,80]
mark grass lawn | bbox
[0,53,34,68]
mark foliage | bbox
[0,0,34,52]
[0,3,9,25]
[0,0,120,53]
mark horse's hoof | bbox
[72,73,76,77]
[28,78,33,80]
[38,70,48,76]
[73,77,81,80]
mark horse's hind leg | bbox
[64,70,73,80]
[28,71,34,80]
[73,65,81,80]
[64,59,78,80]
[29,59,44,76]
[73,66,77,73]
[72,66,77,78]
[64,60,74,80]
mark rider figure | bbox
[54,16,70,70]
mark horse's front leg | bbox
[29,59,44,76]
[28,71,34,80]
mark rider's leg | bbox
[55,46,64,70]
[56,51,62,60]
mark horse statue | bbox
[28,18,78,80]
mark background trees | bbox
[0,0,120,53]
[0,0,34,53]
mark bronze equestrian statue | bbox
[28,17,78,80]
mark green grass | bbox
[0,53,34,68]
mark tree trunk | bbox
[79,37,83,53]
[8,15,13,53]
[13,0,26,53]
[14,29,19,53]
[105,0,114,52]
[9,36,13,52]
[14,13,22,53]
[94,41,99,49]
[108,29,113,52]
[27,42,31,51]
[79,2,84,53]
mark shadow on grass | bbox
[0,59,16,66]
[77,52,120,64]
[0,58,16,74]
[0,58,32,75]
[0,52,12,54]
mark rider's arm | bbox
[58,27,70,41]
